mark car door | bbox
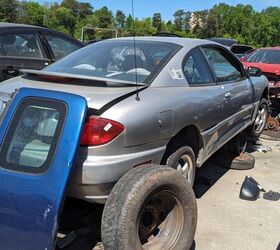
[201,46,254,143]
[182,47,226,158]
[41,31,83,61]
[0,88,87,249]
[0,31,52,82]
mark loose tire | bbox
[101,164,197,250]
[166,146,196,186]
[213,152,255,170]
[250,98,269,138]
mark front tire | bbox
[250,98,269,138]
[101,164,197,250]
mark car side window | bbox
[45,35,80,60]
[0,33,44,58]
[202,47,243,83]
[182,48,213,85]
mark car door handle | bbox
[224,92,232,102]
[225,92,232,99]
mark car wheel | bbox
[101,164,197,250]
[213,152,255,170]
[250,98,269,138]
[166,146,196,186]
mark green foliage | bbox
[0,0,279,47]
[94,6,114,29]
[152,13,162,32]
[18,2,46,26]
[0,0,18,22]
[115,10,126,29]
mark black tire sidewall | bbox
[166,146,196,186]
[251,98,269,138]
[101,165,197,250]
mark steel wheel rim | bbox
[176,154,194,185]
[138,190,184,250]
[254,104,267,133]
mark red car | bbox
[242,47,280,87]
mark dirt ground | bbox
[59,138,280,250]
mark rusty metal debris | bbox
[267,116,280,131]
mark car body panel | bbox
[0,88,87,249]
[0,37,269,203]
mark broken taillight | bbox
[80,116,124,146]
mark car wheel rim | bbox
[254,105,267,133]
[138,190,184,250]
[176,154,194,186]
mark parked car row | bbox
[0,27,272,249]
[0,35,269,248]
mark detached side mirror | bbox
[247,66,262,77]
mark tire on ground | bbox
[213,152,255,170]
[101,164,197,250]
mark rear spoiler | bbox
[20,69,147,86]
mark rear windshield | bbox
[247,49,280,64]
[44,40,180,83]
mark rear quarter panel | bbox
[101,85,222,148]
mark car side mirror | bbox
[247,66,262,77]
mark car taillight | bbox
[80,116,124,146]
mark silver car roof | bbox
[108,36,218,48]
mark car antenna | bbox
[131,0,140,101]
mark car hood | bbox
[0,76,143,110]
[243,62,280,76]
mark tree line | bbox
[0,0,279,47]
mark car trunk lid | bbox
[0,74,145,112]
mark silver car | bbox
[0,37,269,204]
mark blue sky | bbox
[39,0,280,20]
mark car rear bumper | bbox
[68,146,166,203]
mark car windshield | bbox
[44,40,180,84]
[247,49,280,64]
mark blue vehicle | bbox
[0,88,87,249]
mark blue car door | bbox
[0,88,87,250]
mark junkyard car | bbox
[0,37,269,249]
[242,47,280,87]
[0,23,83,82]
[0,37,269,202]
